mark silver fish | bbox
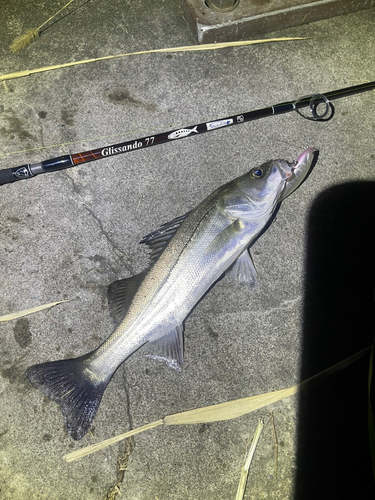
[25,147,318,440]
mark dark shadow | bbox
[295,182,375,499]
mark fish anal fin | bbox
[108,271,147,325]
[25,353,111,440]
[145,324,184,371]
[226,249,258,288]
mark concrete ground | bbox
[0,2,374,499]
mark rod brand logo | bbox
[15,166,31,178]
[168,126,198,140]
[102,141,143,156]
[206,119,233,130]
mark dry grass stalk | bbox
[235,420,264,500]
[10,29,39,53]
[164,385,298,426]
[0,299,70,322]
[65,420,164,462]
[64,346,370,463]
[10,0,77,52]
[2,37,309,82]
[270,410,279,479]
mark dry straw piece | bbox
[64,346,370,462]
[2,38,309,82]
[0,300,70,322]
[235,419,265,500]
[10,0,77,52]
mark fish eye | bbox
[250,168,263,179]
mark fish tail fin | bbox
[25,354,110,440]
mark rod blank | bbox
[1,81,374,186]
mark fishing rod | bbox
[0,80,374,186]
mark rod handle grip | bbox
[0,166,28,185]
[0,156,73,185]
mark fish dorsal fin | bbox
[145,324,184,371]
[108,271,147,325]
[226,249,258,288]
[139,212,190,265]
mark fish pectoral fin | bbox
[145,324,184,371]
[108,271,147,325]
[139,212,191,265]
[226,249,258,288]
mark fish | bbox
[25,147,318,440]
[167,126,199,140]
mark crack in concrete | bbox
[60,170,81,195]
[122,366,134,431]
[105,434,134,500]
[83,204,131,264]
[33,107,46,149]
[61,171,133,275]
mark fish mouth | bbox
[277,147,319,201]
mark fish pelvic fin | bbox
[226,249,258,289]
[145,324,184,370]
[25,353,110,440]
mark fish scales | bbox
[90,203,232,369]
